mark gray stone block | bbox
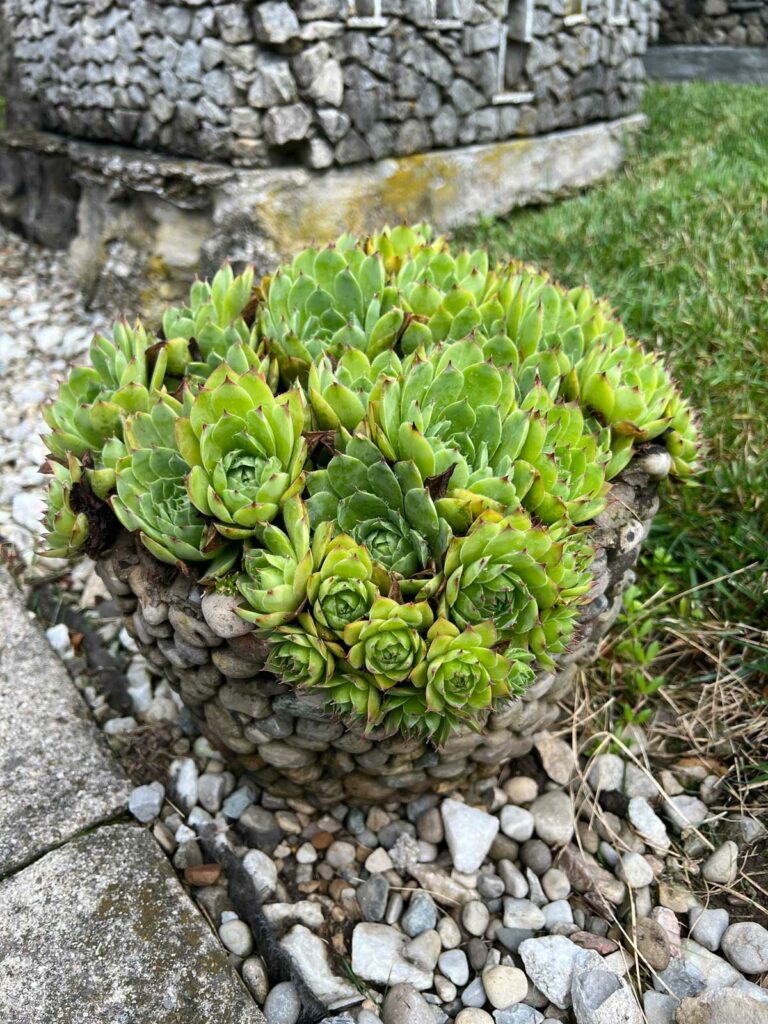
[0,825,266,1023]
[0,567,129,876]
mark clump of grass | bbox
[461,83,768,797]
[462,82,768,625]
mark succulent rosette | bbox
[110,399,235,574]
[409,619,532,728]
[41,224,698,745]
[237,497,331,629]
[344,597,433,689]
[176,363,307,539]
[307,535,386,637]
[307,436,451,580]
[265,615,339,686]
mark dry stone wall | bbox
[4,0,654,169]
[657,0,768,45]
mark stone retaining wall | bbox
[657,0,768,45]
[4,0,654,169]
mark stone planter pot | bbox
[96,447,670,809]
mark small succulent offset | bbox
[41,225,698,743]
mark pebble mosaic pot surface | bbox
[96,449,666,808]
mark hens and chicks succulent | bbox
[42,225,697,742]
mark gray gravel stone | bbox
[382,983,435,1024]
[500,806,535,842]
[571,969,642,1024]
[264,981,302,1024]
[642,991,677,1024]
[358,874,390,922]
[503,898,546,931]
[721,922,768,975]
[0,825,264,1022]
[402,892,437,937]
[128,781,165,823]
[689,907,729,951]
[702,841,739,885]
[530,792,573,847]
[438,948,470,986]
[628,797,671,852]
[518,936,596,1009]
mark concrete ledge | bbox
[0,824,265,1023]
[0,567,129,876]
[644,46,768,85]
[0,115,645,317]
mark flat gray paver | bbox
[0,565,129,875]
[644,46,768,85]
[0,824,266,1023]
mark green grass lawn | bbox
[462,83,768,771]
[462,82,768,628]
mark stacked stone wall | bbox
[4,0,653,169]
[657,0,768,45]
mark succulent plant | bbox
[42,224,697,744]
[438,509,592,666]
[307,535,386,637]
[265,614,339,686]
[316,666,382,724]
[111,398,236,574]
[407,619,532,736]
[237,497,332,629]
[42,454,90,558]
[42,320,167,463]
[344,596,433,689]
[176,363,308,539]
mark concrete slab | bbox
[0,824,265,1023]
[644,46,768,85]
[0,566,129,875]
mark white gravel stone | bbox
[617,852,654,889]
[455,1010,493,1024]
[500,806,535,842]
[45,622,72,658]
[441,798,499,873]
[587,753,625,793]
[326,840,356,868]
[128,781,165,823]
[503,898,546,930]
[365,847,393,873]
[352,923,433,989]
[463,900,491,937]
[402,930,441,972]
[280,924,359,1005]
[663,795,709,834]
[242,848,278,899]
[530,791,574,846]
[263,981,301,1024]
[438,915,462,949]
[628,797,670,851]
[169,757,199,814]
[702,841,739,885]
[219,918,253,957]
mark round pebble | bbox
[325,840,356,868]
[462,900,491,937]
[541,868,570,901]
[455,1010,493,1024]
[438,948,470,986]
[503,777,539,804]
[482,965,528,1009]
[617,851,654,889]
[500,806,535,842]
[702,841,739,885]
[520,840,552,876]
[263,981,301,1024]
[721,922,768,975]
[218,919,253,957]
